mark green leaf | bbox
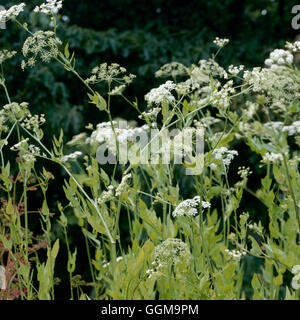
[6,198,14,215]
[183,153,204,175]
[274,273,283,286]
[161,101,170,123]
[88,92,107,111]
[261,176,272,191]
[249,235,263,256]
[251,273,261,290]
[96,93,107,111]
[68,248,77,274]
[219,133,235,147]
[223,260,236,281]
[42,200,50,216]
[44,239,60,287]
[86,212,107,235]
[100,168,110,186]
[273,165,284,184]
[0,234,12,251]
[64,42,70,59]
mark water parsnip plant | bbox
[0,1,300,300]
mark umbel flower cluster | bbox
[172,196,211,217]
[86,121,149,156]
[146,238,191,278]
[0,50,17,65]
[285,41,300,53]
[0,3,25,21]
[34,0,63,15]
[224,248,247,261]
[213,37,229,48]
[61,151,83,162]
[155,62,188,79]
[212,147,238,167]
[96,173,132,204]
[85,63,136,87]
[10,138,45,165]
[264,49,293,69]
[2,0,300,299]
[21,31,62,69]
[145,80,176,105]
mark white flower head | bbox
[213,37,229,48]
[261,152,283,164]
[61,151,83,162]
[282,121,300,136]
[264,49,293,68]
[228,64,244,75]
[212,147,238,167]
[115,173,132,196]
[224,248,246,261]
[0,3,25,22]
[145,80,176,105]
[172,196,210,217]
[34,0,63,15]
[285,41,300,53]
[148,238,191,278]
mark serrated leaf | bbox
[95,93,107,111]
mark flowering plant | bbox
[0,1,300,300]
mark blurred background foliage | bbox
[1,0,300,299]
[2,0,300,137]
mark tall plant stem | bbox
[282,153,300,232]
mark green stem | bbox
[64,227,74,300]
[19,126,114,243]
[23,175,29,264]
[62,164,115,244]
[84,231,96,286]
[282,153,300,232]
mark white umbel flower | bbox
[0,50,17,64]
[86,121,149,156]
[147,238,191,278]
[61,151,83,162]
[97,185,115,204]
[212,147,238,166]
[10,138,29,151]
[224,248,246,261]
[228,64,244,75]
[262,152,283,163]
[282,121,300,136]
[264,49,293,69]
[210,80,235,109]
[34,0,63,15]
[213,37,229,48]
[0,3,25,21]
[145,80,176,105]
[286,41,300,53]
[115,173,131,196]
[172,196,210,217]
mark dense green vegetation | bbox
[0,0,300,300]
